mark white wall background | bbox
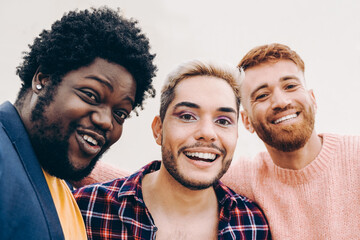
[1,0,359,172]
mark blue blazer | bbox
[0,102,64,240]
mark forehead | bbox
[241,60,304,94]
[171,75,237,109]
[62,58,136,99]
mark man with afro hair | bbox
[0,7,156,239]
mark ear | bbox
[31,68,50,94]
[151,115,163,146]
[241,110,255,133]
[308,89,317,112]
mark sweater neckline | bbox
[261,133,339,185]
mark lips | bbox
[75,128,106,156]
[184,151,218,162]
[273,113,298,124]
[271,111,300,125]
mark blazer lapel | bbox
[0,101,64,239]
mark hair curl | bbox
[16,7,157,112]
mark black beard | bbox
[161,144,231,190]
[29,84,101,181]
[30,119,100,181]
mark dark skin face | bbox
[19,58,136,180]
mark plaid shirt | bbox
[74,161,270,239]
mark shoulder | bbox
[217,184,270,239]
[321,132,360,142]
[73,177,128,207]
[225,184,265,215]
[221,154,268,198]
[320,133,360,153]
[216,182,266,218]
[232,192,269,231]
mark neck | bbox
[15,92,37,134]
[266,131,323,170]
[142,164,217,215]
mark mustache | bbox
[272,104,300,115]
[177,142,226,156]
[78,125,108,145]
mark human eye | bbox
[113,110,129,125]
[255,93,268,101]
[215,116,233,127]
[177,112,198,122]
[284,81,300,90]
[79,89,100,104]
[285,84,296,90]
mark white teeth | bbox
[185,152,216,160]
[274,114,297,124]
[83,134,98,146]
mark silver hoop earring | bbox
[36,84,42,90]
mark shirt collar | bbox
[117,161,161,203]
[117,160,238,213]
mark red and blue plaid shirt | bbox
[74,161,270,239]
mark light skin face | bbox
[22,58,136,180]
[241,60,317,153]
[152,76,238,190]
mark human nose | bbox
[271,89,291,110]
[194,118,217,142]
[91,107,113,131]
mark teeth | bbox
[185,152,216,160]
[274,114,297,124]
[83,134,98,146]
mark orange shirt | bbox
[42,169,87,240]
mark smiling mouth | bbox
[75,128,106,156]
[273,112,299,124]
[184,151,218,162]
[83,134,98,146]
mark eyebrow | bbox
[125,96,135,109]
[173,101,237,114]
[85,75,135,108]
[85,75,114,92]
[174,101,200,110]
[250,75,301,99]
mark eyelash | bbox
[254,83,299,101]
[80,89,130,125]
[113,111,129,125]
[176,112,233,126]
[81,89,100,104]
[215,117,233,126]
[255,93,268,101]
[285,83,298,90]
[178,112,198,122]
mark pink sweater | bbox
[222,133,360,239]
[74,133,360,239]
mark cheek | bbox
[221,131,238,154]
[162,122,188,143]
[51,96,89,120]
[109,125,123,145]
[251,105,267,122]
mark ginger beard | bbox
[250,104,315,152]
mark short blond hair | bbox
[159,60,242,121]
